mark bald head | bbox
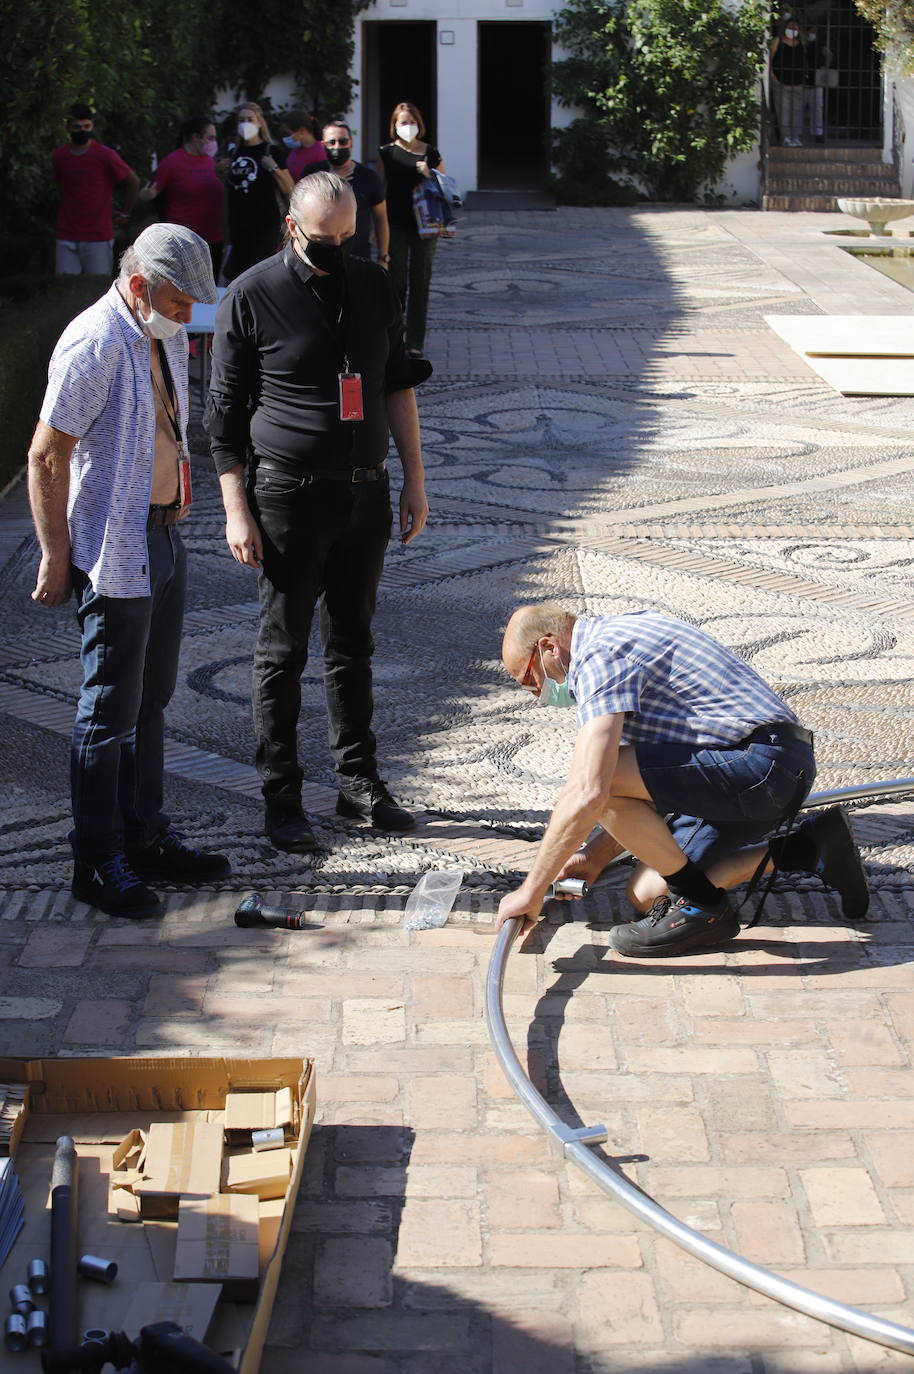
[503,603,577,683]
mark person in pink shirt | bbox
[279,112,330,182]
[53,102,140,277]
[138,116,226,276]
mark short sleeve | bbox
[269,142,288,170]
[572,646,644,727]
[366,168,385,207]
[427,146,442,170]
[40,331,113,439]
[103,146,133,183]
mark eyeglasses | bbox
[519,644,539,691]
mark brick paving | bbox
[1,207,914,1370]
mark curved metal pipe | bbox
[484,778,914,1354]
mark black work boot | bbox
[264,804,320,854]
[610,894,740,959]
[771,806,870,921]
[336,778,415,833]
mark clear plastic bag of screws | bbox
[403,870,463,930]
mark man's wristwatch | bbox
[378,253,390,263]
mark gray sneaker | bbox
[610,894,739,958]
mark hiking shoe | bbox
[129,828,231,881]
[336,779,415,833]
[794,806,870,921]
[610,894,740,959]
[72,854,163,920]
[264,806,320,855]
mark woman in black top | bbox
[378,102,444,357]
[222,101,294,281]
[770,24,812,146]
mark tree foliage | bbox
[551,0,767,202]
[852,0,914,72]
[0,0,364,243]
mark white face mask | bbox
[137,286,183,340]
[396,122,419,143]
[238,120,259,141]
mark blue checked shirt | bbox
[40,283,189,598]
[567,612,799,748]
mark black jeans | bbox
[251,464,392,807]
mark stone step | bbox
[766,177,900,195]
[770,161,897,179]
[768,145,887,162]
[762,193,846,211]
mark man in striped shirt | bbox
[495,604,868,957]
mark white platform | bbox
[765,314,914,395]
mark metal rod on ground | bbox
[484,777,914,1355]
[48,1135,79,1354]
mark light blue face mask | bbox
[535,648,575,709]
[282,135,297,148]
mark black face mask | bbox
[300,231,352,275]
[70,130,91,146]
[325,145,351,167]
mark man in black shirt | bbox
[206,172,430,853]
[322,120,389,265]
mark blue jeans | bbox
[635,727,815,869]
[70,527,186,860]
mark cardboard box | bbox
[224,1147,293,1200]
[135,1122,223,1218]
[175,1194,260,1302]
[224,1087,295,1143]
[121,1280,222,1341]
[0,1055,315,1374]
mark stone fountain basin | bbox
[838,197,914,233]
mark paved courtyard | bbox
[1,206,914,1371]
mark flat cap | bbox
[132,223,217,303]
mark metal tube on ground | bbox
[484,777,914,1355]
[48,1135,78,1353]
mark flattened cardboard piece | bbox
[136,1122,223,1218]
[121,1281,222,1341]
[174,1194,260,1302]
[224,1087,294,1142]
[109,1128,147,1221]
[258,1198,285,1272]
[224,1148,293,1201]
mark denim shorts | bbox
[634,730,816,869]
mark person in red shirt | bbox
[138,116,226,276]
[52,102,139,277]
[279,112,330,182]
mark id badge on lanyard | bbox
[178,446,193,509]
[339,371,364,421]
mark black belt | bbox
[147,504,183,529]
[256,459,387,485]
[741,721,814,749]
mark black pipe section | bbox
[48,1134,78,1356]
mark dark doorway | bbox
[361,22,437,165]
[478,22,551,190]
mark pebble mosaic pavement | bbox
[1,208,914,1371]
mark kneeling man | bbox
[496,604,868,956]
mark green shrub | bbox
[552,0,767,203]
[547,121,640,205]
[0,276,105,493]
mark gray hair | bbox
[289,170,355,221]
[118,244,166,290]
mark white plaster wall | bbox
[892,74,914,197]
